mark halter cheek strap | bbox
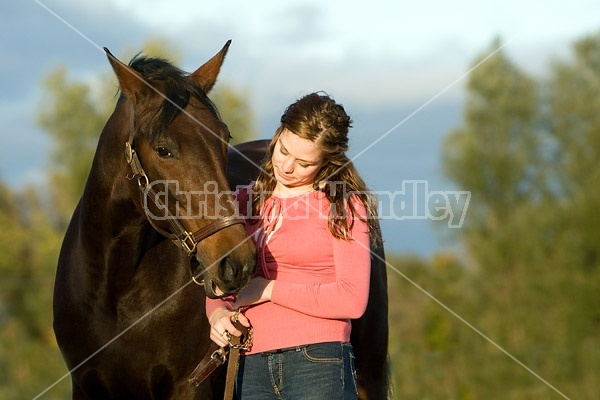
[125,106,243,256]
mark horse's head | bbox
[104,41,255,298]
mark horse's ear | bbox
[104,47,146,104]
[189,40,231,93]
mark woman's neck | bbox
[272,183,315,198]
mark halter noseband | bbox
[124,107,243,257]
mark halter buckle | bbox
[136,173,149,188]
[181,231,198,256]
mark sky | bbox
[2,0,600,256]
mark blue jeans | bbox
[236,342,359,399]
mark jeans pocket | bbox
[300,342,343,364]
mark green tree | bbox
[545,33,600,396]
[442,38,545,272]
[37,67,111,227]
[548,34,600,195]
[436,35,600,399]
[211,84,257,144]
[0,182,69,399]
[548,33,600,264]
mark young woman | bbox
[207,92,381,399]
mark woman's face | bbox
[271,129,324,193]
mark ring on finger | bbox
[220,330,227,336]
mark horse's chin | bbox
[191,259,226,299]
[203,277,230,299]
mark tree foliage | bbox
[444,39,542,232]
[0,183,69,399]
[422,34,600,399]
[211,84,257,145]
[37,67,111,226]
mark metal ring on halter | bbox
[192,275,204,286]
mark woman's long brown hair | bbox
[251,92,382,246]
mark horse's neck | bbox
[76,175,168,308]
[69,105,175,304]
[77,119,150,266]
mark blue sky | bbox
[2,0,600,255]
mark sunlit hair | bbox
[252,92,381,245]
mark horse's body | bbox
[53,43,256,399]
[228,141,391,399]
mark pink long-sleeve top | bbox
[206,186,371,354]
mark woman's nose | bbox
[282,157,294,173]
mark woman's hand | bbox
[233,277,274,309]
[208,278,273,347]
[208,307,251,348]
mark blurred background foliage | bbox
[1,34,599,399]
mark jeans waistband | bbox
[259,345,307,356]
[257,341,350,357]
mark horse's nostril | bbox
[219,257,236,283]
[245,258,257,276]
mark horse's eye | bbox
[156,146,173,158]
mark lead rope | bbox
[188,310,253,398]
[223,319,251,400]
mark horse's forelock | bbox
[128,55,221,139]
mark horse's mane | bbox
[127,54,221,137]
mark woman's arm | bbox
[267,198,371,319]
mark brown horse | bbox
[228,141,391,399]
[53,42,256,399]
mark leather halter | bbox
[124,106,243,257]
